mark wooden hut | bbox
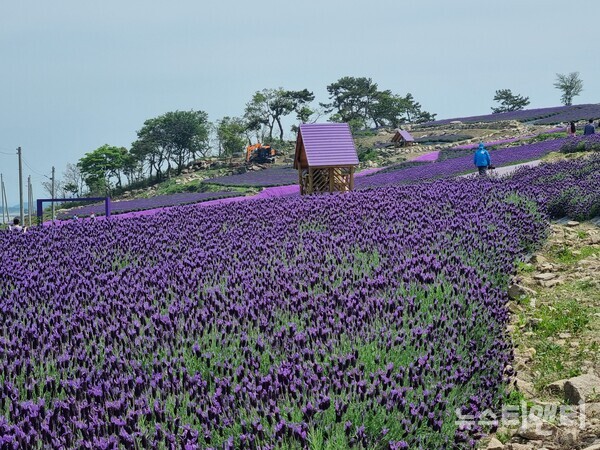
[294,123,359,195]
[391,128,415,147]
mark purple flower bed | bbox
[358,138,565,188]
[376,160,431,174]
[423,104,600,127]
[1,155,598,448]
[506,155,600,220]
[205,167,298,187]
[411,151,440,162]
[56,191,242,218]
[451,136,532,151]
[560,133,600,153]
[534,104,600,125]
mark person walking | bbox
[567,121,576,137]
[474,142,492,176]
[583,119,595,135]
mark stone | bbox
[564,374,600,404]
[487,437,505,450]
[508,283,536,300]
[566,221,580,227]
[534,273,558,281]
[582,402,600,419]
[539,279,562,288]
[515,378,536,397]
[531,255,548,264]
[508,443,535,450]
[508,302,523,314]
[558,427,579,447]
[516,415,557,440]
[580,445,600,450]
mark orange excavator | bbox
[246,143,276,164]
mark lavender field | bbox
[205,167,298,187]
[1,156,599,448]
[422,104,600,127]
[357,138,565,188]
[56,191,243,219]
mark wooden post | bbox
[329,168,334,193]
[349,166,355,191]
[308,167,314,195]
[298,169,303,195]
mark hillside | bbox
[54,110,590,219]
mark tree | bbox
[132,110,211,179]
[491,89,530,113]
[216,117,247,158]
[554,72,583,106]
[291,105,325,134]
[62,163,85,197]
[370,91,437,127]
[41,179,65,199]
[244,88,315,142]
[322,77,379,127]
[77,145,130,195]
[370,91,411,127]
[323,77,436,129]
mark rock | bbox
[580,445,600,450]
[487,437,504,450]
[531,254,548,264]
[508,443,535,450]
[516,415,557,440]
[515,378,536,397]
[533,273,558,281]
[508,283,536,300]
[539,279,563,288]
[564,374,600,404]
[566,221,580,227]
[583,402,600,419]
[558,427,579,447]
[558,332,571,339]
[508,302,523,314]
[538,262,556,272]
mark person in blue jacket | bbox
[473,142,492,176]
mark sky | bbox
[0,0,598,206]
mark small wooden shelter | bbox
[294,123,359,195]
[391,128,415,147]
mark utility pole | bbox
[17,147,24,225]
[51,165,56,222]
[27,176,32,227]
[1,175,9,225]
[0,173,5,224]
[2,180,10,223]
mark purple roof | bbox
[395,129,414,142]
[297,123,359,167]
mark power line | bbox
[22,157,49,178]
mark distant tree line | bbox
[56,76,436,196]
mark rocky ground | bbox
[484,220,600,449]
